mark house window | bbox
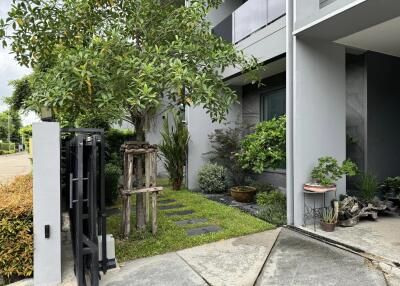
[261,87,286,121]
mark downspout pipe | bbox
[286,0,295,225]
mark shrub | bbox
[105,163,122,206]
[236,116,286,174]
[311,157,358,186]
[207,124,248,186]
[358,173,378,202]
[159,111,189,190]
[198,164,228,193]
[251,181,277,193]
[105,128,134,166]
[0,175,33,278]
[256,191,287,226]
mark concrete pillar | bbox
[292,38,346,226]
[33,122,61,285]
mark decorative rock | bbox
[158,204,184,210]
[165,210,194,217]
[187,226,222,236]
[175,218,208,225]
[158,199,177,204]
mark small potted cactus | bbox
[320,208,337,232]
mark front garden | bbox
[107,186,273,262]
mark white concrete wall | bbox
[292,38,346,226]
[33,122,61,285]
[186,88,242,190]
[207,0,243,26]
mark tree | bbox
[0,110,22,143]
[0,0,258,138]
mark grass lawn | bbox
[107,187,275,262]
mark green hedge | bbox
[0,175,33,279]
[0,142,15,152]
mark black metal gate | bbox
[62,128,108,286]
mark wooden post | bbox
[145,153,151,224]
[152,192,157,235]
[121,152,128,235]
[136,154,146,231]
[123,154,134,238]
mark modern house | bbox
[174,0,400,227]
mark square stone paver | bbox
[165,210,194,217]
[158,204,185,210]
[175,218,208,226]
[187,225,222,236]
[158,199,177,204]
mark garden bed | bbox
[106,188,274,262]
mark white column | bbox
[33,122,61,285]
[292,38,346,226]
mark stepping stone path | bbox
[158,199,177,204]
[158,204,184,210]
[187,226,222,236]
[165,210,195,217]
[175,218,208,225]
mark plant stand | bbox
[303,184,337,231]
[120,142,163,238]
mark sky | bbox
[0,0,39,126]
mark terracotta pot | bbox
[304,183,336,193]
[320,221,336,232]
[230,186,257,203]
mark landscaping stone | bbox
[175,218,208,226]
[187,225,222,236]
[205,193,261,217]
[158,199,176,204]
[165,210,194,217]
[158,204,184,210]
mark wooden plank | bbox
[145,153,151,224]
[152,192,157,235]
[121,186,163,195]
[136,155,146,231]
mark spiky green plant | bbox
[159,111,189,190]
[321,208,337,224]
[358,172,378,202]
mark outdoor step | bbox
[175,218,208,226]
[165,210,194,217]
[158,199,177,204]
[187,225,222,236]
[158,204,184,210]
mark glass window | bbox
[261,87,286,121]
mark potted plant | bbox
[230,186,257,203]
[304,157,358,192]
[321,208,337,232]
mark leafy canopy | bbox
[311,156,358,186]
[0,0,259,129]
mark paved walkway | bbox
[0,152,31,184]
[100,228,391,286]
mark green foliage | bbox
[208,124,248,186]
[382,176,400,191]
[257,191,286,226]
[105,163,122,206]
[197,163,228,193]
[237,116,286,174]
[311,157,358,186]
[19,125,32,150]
[256,190,285,207]
[0,142,15,152]
[0,110,22,143]
[251,181,277,193]
[6,77,33,112]
[0,175,33,278]
[105,128,134,165]
[357,173,378,202]
[321,208,337,224]
[1,0,259,131]
[107,187,273,262]
[159,112,189,190]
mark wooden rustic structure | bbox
[121,142,163,238]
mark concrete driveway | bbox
[100,228,391,286]
[0,152,31,184]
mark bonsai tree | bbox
[236,115,286,174]
[310,157,358,187]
